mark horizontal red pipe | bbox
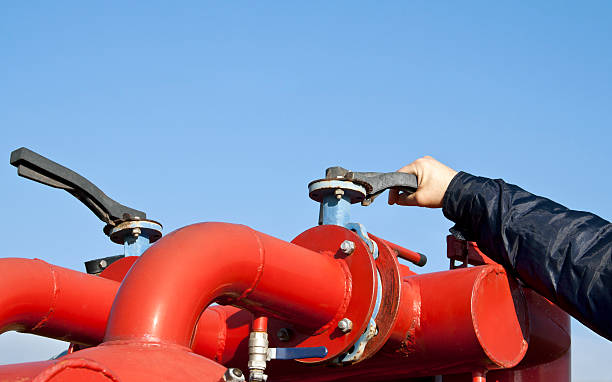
[186,268,531,381]
[384,265,528,374]
[104,223,349,347]
[0,360,54,381]
[369,233,426,266]
[0,258,118,345]
[33,342,226,382]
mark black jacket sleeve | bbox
[442,171,612,341]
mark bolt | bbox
[232,369,243,378]
[334,188,344,200]
[224,368,245,382]
[340,240,355,255]
[338,318,353,333]
[277,328,292,342]
[99,259,108,268]
[132,227,141,238]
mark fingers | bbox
[388,189,399,205]
[389,161,419,205]
[395,190,419,206]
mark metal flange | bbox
[359,235,402,361]
[283,225,377,364]
[308,179,366,204]
[105,219,163,245]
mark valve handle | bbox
[324,167,418,206]
[268,346,328,360]
[9,147,146,226]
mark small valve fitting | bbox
[248,331,268,382]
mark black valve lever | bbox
[324,167,418,206]
[9,147,146,226]
[346,171,418,205]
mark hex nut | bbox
[224,368,245,382]
[338,318,353,333]
[277,328,292,342]
[334,188,345,200]
[232,369,243,378]
[340,240,355,255]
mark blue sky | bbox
[1,2,611,380]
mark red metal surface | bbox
[253,316,268,332]
[0,258,118,345]
[104,223,350,352]
[187,266,533,381]
[0,224,572,381]
[487,349,571,382]
[360,234,402,360]
[447,235,496,268]
[192,306,252,365]
[0,361,54,381]
[290,224,377,362]
[99,256,139,282]
[382,265,529,375]
[33,342,226,382]
[370,233,426,266]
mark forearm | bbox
[443,172,612,341]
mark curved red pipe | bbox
[104,223,349,347]
[0,258,118,345]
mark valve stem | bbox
[248,316,269,382]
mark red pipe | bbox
[0,361,54,381]
[104,223,349,347]
[369,233,427,266]
[384,265,528,374]
[0,258,118,345]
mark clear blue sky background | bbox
[1,2,611,380]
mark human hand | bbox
[387,156,458,208]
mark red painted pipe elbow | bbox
[104,223,349,347]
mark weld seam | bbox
[32,259,59,332]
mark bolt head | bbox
[277,328,292,342]
[232,369,243,378]
[338,318,353,333]
[334,188,344,200]
[340,240,355,255]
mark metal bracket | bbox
[345,222,378,259]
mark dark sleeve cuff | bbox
[442,171,475,223]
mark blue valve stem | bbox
[320,194,351,226]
